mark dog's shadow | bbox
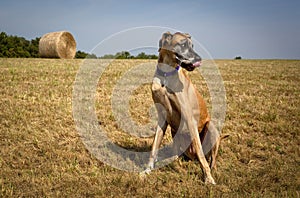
[97,137,178,171]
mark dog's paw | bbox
[139,168,151,178]
[205,176,216,185]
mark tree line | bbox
[0,31,158,59]
[75,50,158,59]
[0,32,40,58]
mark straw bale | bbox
[39,31,76,59]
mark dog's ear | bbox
[159,31,173,50]
[184,33,191,39]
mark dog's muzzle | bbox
[176,55,202,71]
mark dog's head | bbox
[158,32,202,71]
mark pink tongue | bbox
[193,61,202,67]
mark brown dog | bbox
[143,32,221,184]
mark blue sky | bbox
[1,0,299,59]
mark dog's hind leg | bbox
[203,122,229,171]
[202,122,221,171]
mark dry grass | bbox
[0,58,299,197]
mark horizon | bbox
[2,30,300,61]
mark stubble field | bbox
[0,58,299,197]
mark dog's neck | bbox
[154,50,184,91]
[156,63,179,73]
[158,48,178,68]
[156,64,180,77]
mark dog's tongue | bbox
[193,61,202,67]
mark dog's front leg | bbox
[189,118,216,184]
[148,120,167,170]
[140,115,167,176]
[180,102,216,184]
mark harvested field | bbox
[0,58,299,197]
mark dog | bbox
[143,32,222,184]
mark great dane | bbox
[143,32,221,184]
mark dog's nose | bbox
[195,54,202,62]
[190,48,201,61]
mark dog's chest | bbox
[153,75,172,88]
[152,79,185,125]
[152,85,191,135]
[152,74,202,133]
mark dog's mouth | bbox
[192,61,202,67]
[175,53,202,71]
[180,59,202,71]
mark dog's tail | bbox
[221,134,230,140]
[200,122,229,143]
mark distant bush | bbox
[134,52,158,59]
[98,51,158,59]
[235,56,242,60]
[75,50,97,59]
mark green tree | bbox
[115,51,131,59]
[29,37,40,58]
[75,50,98,59]
[100,54,115,59]
[135,52,147,59]
[135,52,157,59]
[86,53,98,59]
[75,50,88,59]
[0,32,40,58]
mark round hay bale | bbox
[39,31,76,59]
